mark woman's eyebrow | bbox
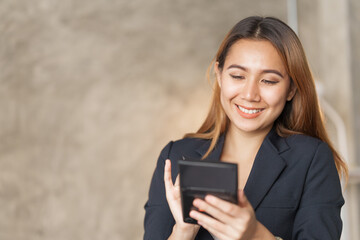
[227,64,247,71]
[227,64,284,78]
[262,69,284,78]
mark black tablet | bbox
[178,159,238,224]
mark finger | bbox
[190,210,236,240]
[194,197,247,238]
[174,174,180,187]
[193,198,233,224]
[197,220,232,240]
[164,159,173,191]
[204,195,241,217]
[238,189,250,208]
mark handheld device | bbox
[178,159,238,224]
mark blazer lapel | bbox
[244,129,289,210]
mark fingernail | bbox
[189,210,197,218]
[205,195,215,202]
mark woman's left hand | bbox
[189,190,272,240]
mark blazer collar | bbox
[194,127,290,210]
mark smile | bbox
[237,105,264,114]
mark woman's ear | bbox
[287,81,297,101]
[214,62,222,88]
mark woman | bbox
[144,16,347,240]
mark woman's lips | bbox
[236,104,264,119]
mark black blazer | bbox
[144,129,344,239]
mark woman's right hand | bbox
[164,159,200,239]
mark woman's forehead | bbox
[224,39,287,73]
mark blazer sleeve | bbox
[144,141,175,240]
[292,142,345,239]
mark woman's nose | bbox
[240,80,260,102]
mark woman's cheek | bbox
[222,81,242,100]
[261,88,288,110]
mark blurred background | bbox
[0,0,359,239]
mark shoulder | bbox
[280,133,334,169]
[269,130,328,159]
[285,133,324,151]
[172,137,209,152]
[159,137,210,160]
[286,133,322,144]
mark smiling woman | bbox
[144,16,348,240]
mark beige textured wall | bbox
[0,1,288,239]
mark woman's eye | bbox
[230,75,245,79]
[262,79,278,85]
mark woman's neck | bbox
[222,124,272,163]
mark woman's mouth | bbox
[236,105,264,119]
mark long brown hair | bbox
[185,16,348,180]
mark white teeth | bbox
[238,106,262,114]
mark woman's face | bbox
[215,39,296,136]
